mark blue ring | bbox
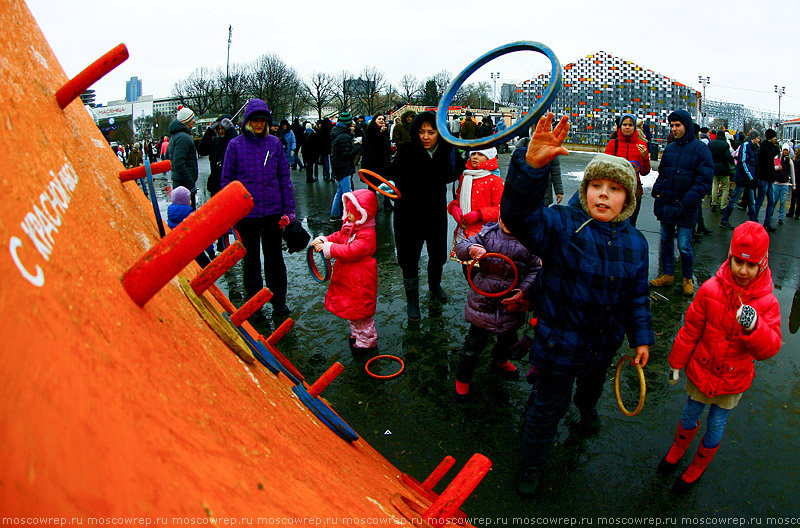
[222,312,281,376]
[306,246,330,284]
[292,385,359,442]
[436,41,562,150]
[237,323,302,384]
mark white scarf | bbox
[459,169,491,213]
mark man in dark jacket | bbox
[720,130,760,229]
[460,111,477,140]
[650,109,713,297]
[167,106,199,208]
[197,115,237,198]
[291,118,305,171]
[707,131,734,212]
[328,111,361,221]
[302,123,318,183]
[755,129,781,231]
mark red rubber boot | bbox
[657,421,699,474]
[672,439,719,494]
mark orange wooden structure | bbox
[0,0,490,520]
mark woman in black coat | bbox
[302,123,319,182]
[361,114,393,211]
[389,111,461,320]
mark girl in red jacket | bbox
[658,221,781,493]
[448,147,505,279]
[311,189,379,353]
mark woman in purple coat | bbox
[221,99,295,321]
[453,219,542,402]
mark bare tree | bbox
[305,71,335,121]
[213,62,249,117]
[399,74,420,103]
[332,70,354,113]
[172,67,217,115]
[452,82,491,109]
[432,70,452,101]
[382,84,400,114]
[287,77,308,120]
[355,66,388,116]
[246,53,300,121]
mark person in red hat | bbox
[311,189,379,353]
[658,221,782,494]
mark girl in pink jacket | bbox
[658,221,781,493]
[311,189,378,353]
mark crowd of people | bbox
[132,101,787,500]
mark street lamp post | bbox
[774,85,785,130]
[698,76,710,127]
[226,25,232,113]
[490,72,500,112]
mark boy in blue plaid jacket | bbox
[500,113,654,497]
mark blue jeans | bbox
[680,397,731,449]
[720,184,757,223]
[521,362,608,468]
[755,180,776,226]
[775,185,790,221]
[321,154,331,179]
[659,223,694,279]
[330,175,352,218]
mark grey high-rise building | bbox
[126,76,142,103]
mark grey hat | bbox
[579,154,638,223]
[748,129,761,140]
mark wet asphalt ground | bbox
[150,150,800,522]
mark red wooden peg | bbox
[119,161,171,183]
[56,44,129,109]
[421,456,456,491]
[230,288,273,328]
[121,181,253,306]
[189,241,246,296]
[307,362,344,399]
[424,453,491,525]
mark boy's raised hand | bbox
[525,113,570,169]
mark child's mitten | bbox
[501,289,529,312]
[736,304,757,331]
[668,368,680,386]
[377,180,396,193]
[462,210,481,225]
[449,204,463,224]
[468,244,486,260]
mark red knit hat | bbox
[729,221,769,273]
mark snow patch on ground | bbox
[565,169,659,190]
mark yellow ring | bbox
[614,355,646,417]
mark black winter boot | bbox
[428,265,448,301]
[403,278,421,321]
[517,467,541,498]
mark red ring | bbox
[358,169,401,199]
[466,252,518,298]
[365,355,405,380]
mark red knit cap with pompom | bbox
[729,221,769,273]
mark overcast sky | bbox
[27,0,800,120]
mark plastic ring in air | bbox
[436,41,562,150]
